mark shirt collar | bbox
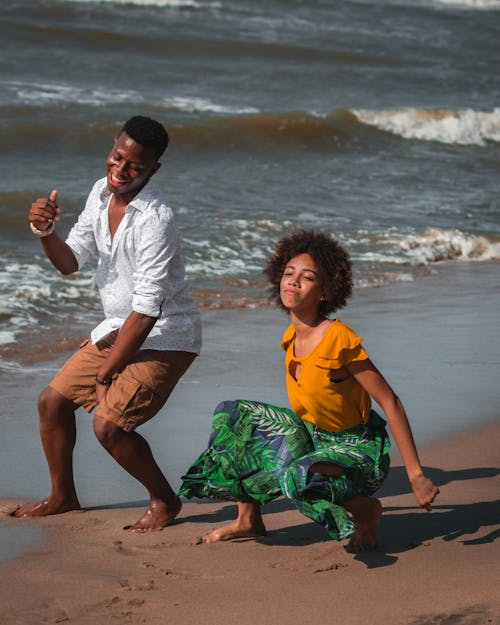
[98,178,154,213]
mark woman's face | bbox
[279,253,324,314]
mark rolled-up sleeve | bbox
[65,184,99,269]
[131,208,178,318]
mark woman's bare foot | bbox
[203,501,266,543]
[204,518,267,543]
[12,497,81,518]
[124,496,182,533]
[343,496,382,553]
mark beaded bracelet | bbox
[95,374,113,386]
[30,221,55,237]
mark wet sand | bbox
[1,261,499,624]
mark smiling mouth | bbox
[109,173,129,186]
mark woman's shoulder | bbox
[280,323,295,351]
[327,318,361,340]
[316,318,366,363]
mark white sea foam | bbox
[183,219,289,277]
[432,0,500,8]
[0,329,17,346]
[1,228,496,358]
[7,80,256,115]
[385,228,500,264]
[352,108,500,146]
[185,237,267,277]
[64,0,222,7]
[164,96,258,115]
[0,262,97,322]
[186,225,500,290]
[10,81,146,107]
[355,271,416,289]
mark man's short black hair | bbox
[121,116,169,159]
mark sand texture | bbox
[1,417,499,625]
[1,262,499,624]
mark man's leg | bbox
[93,349,196,531]
[93,416,181,531]
[14,386,81,517]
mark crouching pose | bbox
[179,229,438,551]
[15,116,201,531]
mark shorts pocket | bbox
[106,379,158,432]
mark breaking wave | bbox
[433,0,500,8]
[379,228,500,264]
[353,108,500,145]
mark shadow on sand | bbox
[84,464,500,569]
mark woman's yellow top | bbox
[281,319,371,432]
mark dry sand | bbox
[1,418,499,625]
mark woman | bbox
[179,230,439,551]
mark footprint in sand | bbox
[42,599,70,624]
[313,562,348,573]
[104,594,146,621]
[112,539,175,555]
[269,558,348,573]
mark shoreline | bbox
[0,263,500,625]
[1,416,499,625]
[0,260,499,620]
[1,256,498,371]
[1,260,498,517]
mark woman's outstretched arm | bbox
[347,359,440,510]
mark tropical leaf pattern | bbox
[179,400,390,540]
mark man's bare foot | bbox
[124,497,182,533]
[203,518,267,543]
[12,497,81,518]
[344,497,382,553]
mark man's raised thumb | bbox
[50,189,58,203]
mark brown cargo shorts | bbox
[49,331,196,432]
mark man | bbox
[15,116,202,531]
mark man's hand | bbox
[95,382,109,406]
[29,189,60,232]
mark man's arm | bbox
[94,311,158,404]
[29,190,78,275]
[97,311,158,381]
[94,205,175,399]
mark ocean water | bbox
[1,0,499,369]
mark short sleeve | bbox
[315,320,369,369]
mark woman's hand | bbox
[410,474,440,511]
[347,359,440,512]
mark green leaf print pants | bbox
[179,399,391,540]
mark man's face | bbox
[106,131,160,201]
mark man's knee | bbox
[93,415,123,449]
[37,386,75,423]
